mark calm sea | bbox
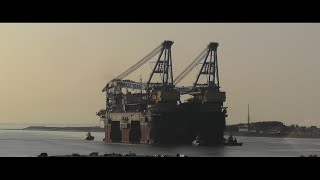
[0,124,319,157]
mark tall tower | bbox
[147,40,174,88]
[194,42,220,89]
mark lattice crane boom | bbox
[102,41,174,92]
[173,48,208,85]
[115,44,162,80]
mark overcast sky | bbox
[0,23,319,126]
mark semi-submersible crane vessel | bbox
[97,41,228,145]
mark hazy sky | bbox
[0,23,319,126]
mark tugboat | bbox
[83,132,94,141]
[192,136,207,146]
[224,134,242,146]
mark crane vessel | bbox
[96,41,227,145]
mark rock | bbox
[89,152,99,156]
[38,153,48,157]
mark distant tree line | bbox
[226,121,285,132]
[226,121,320,137]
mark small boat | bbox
[224,135,242,146]
[192,136,207,146]
[83,132,94,141]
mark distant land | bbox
[20,126,104,132]
[226,121,320,139]
[3,121,320,139]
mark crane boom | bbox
[103,41,174,92]
[173,47,208,85]
[114,44,162,80]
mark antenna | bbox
[140,74,143,94]
[247,104,250,132]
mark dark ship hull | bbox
[148,103,226,145]
[101,99,226,145]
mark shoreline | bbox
[0,126,104,133]
[0,129,104,132]
[1,128,319,139]
[225,132,320,139]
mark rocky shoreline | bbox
[37,152,187,157]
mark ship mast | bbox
[247,104,250,132]
[140,74,143,94]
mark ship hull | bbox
[148,103,226,145]
[104,102,226,145]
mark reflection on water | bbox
[0,130,319,157]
